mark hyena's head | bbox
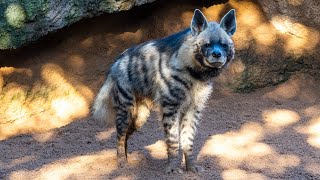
[189,9,236,74]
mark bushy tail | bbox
[92,76,115,127]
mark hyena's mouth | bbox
[194,53,210,68]
[195,53,225,69]
[204,59,224,68]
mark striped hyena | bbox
[93,9,237,173]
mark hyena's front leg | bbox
[180,108,204,173]
[162,101,183,174]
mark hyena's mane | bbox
[112,28,191,67]
[154,28,191,56]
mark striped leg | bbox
[116,108,131,167]
[125,100,152,158]
[180,108,204,173]
[113,83,134,167]
[161,98,183,174]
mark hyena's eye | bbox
[221,43,228,49]
[205,43,211,47]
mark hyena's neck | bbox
[168,34,195,70]
[186,66,223,81]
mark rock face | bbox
[259,0,320,29]
[217,0,320,92]
[0,0,155,49]
[225,0,320,92]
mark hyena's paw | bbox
[187,165,204,173]
[117,157,128,168]
[165,166,183,174]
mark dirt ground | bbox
[1,74,320,179]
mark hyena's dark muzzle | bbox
[201,44,228,68]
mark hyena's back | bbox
[111,28,191,97]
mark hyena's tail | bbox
[92,76,116,127]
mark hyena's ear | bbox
[220,9,237,36]
[191,9,208,36]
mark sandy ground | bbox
[1,74,319,180]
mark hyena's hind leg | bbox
[125,99,153,157]
[132,98,153,130]
[113,83,135,167]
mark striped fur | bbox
[92,9,237,173]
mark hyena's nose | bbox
[212,51,221,58]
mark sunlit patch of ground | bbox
[305,162,320,176]
[201,122,300,177]
[296,117,320,148]
[32,131,56,143]
[9,150,118,180]
[145,140,167,160]
[0,64,93,140]
[95,129,115,141]
[222,168,266,180]
[1,155,35,170]
[262,109,300,130]
[263,74,320,102]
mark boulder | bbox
[217,0,320,92]
[0,0,155,49]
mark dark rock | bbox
[0,0,156,49]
